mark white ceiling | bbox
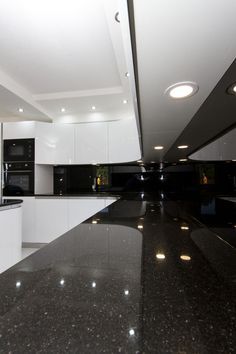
[1,0,236,163]
[133,0,236,162]
[0,0,137,124]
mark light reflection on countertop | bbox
[0,194,235,353]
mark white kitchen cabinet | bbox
[68,198,106,229]
[35,122,55,164]
[35,198,68,243]
[3,119,141,165]
[0,206,22,273]
[3,121,36,139]
[74,122,108,164]
[6,196,116,243]
[53,123,74,164]
[108,118,141,163]
[4,197,35,244]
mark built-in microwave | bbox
[4,138,35,162]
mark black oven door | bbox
[3,163,34,196]
[4,139,35,162]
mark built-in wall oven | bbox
[3,139,35,196]
[3,162,34,196]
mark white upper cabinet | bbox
[108,118,141,163]
[3,121,36,139]
[74,122,108,164]
[35,122,55,164]
[53,123,74,165]
[3,119,141,164]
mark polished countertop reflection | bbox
[0,193,235,353]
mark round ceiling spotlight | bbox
[18,108,24,113]
[154,146,164,150]
[165,82,199,99]
[178,145,189,149]
[227,83,236,95]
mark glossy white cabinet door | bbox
[68,198,115,229]
[4,197,116,244]
[108,119,141,163]
[53,123,75,164]
[3,121,36,139]
[68,198,105,229]
[0,206,22,273]
[75,122,108,164]
[35,122,55,164]
[35,198,68,243]
[4,197,35,243]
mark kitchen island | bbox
[0,193,235,353]
[5,194,118,243]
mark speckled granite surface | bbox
[0,193,235,353]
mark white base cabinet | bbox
[0,206,22,273]
[5,197,117,244]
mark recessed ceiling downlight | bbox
[227,83,236,95]
[178,145,189,149]
[166,82,198,99]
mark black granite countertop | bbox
[34,192,119,199]
[0,193,235,353]
[7,192,119,199]
[0,199,23,210]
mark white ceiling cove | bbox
[0,0,137,124]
